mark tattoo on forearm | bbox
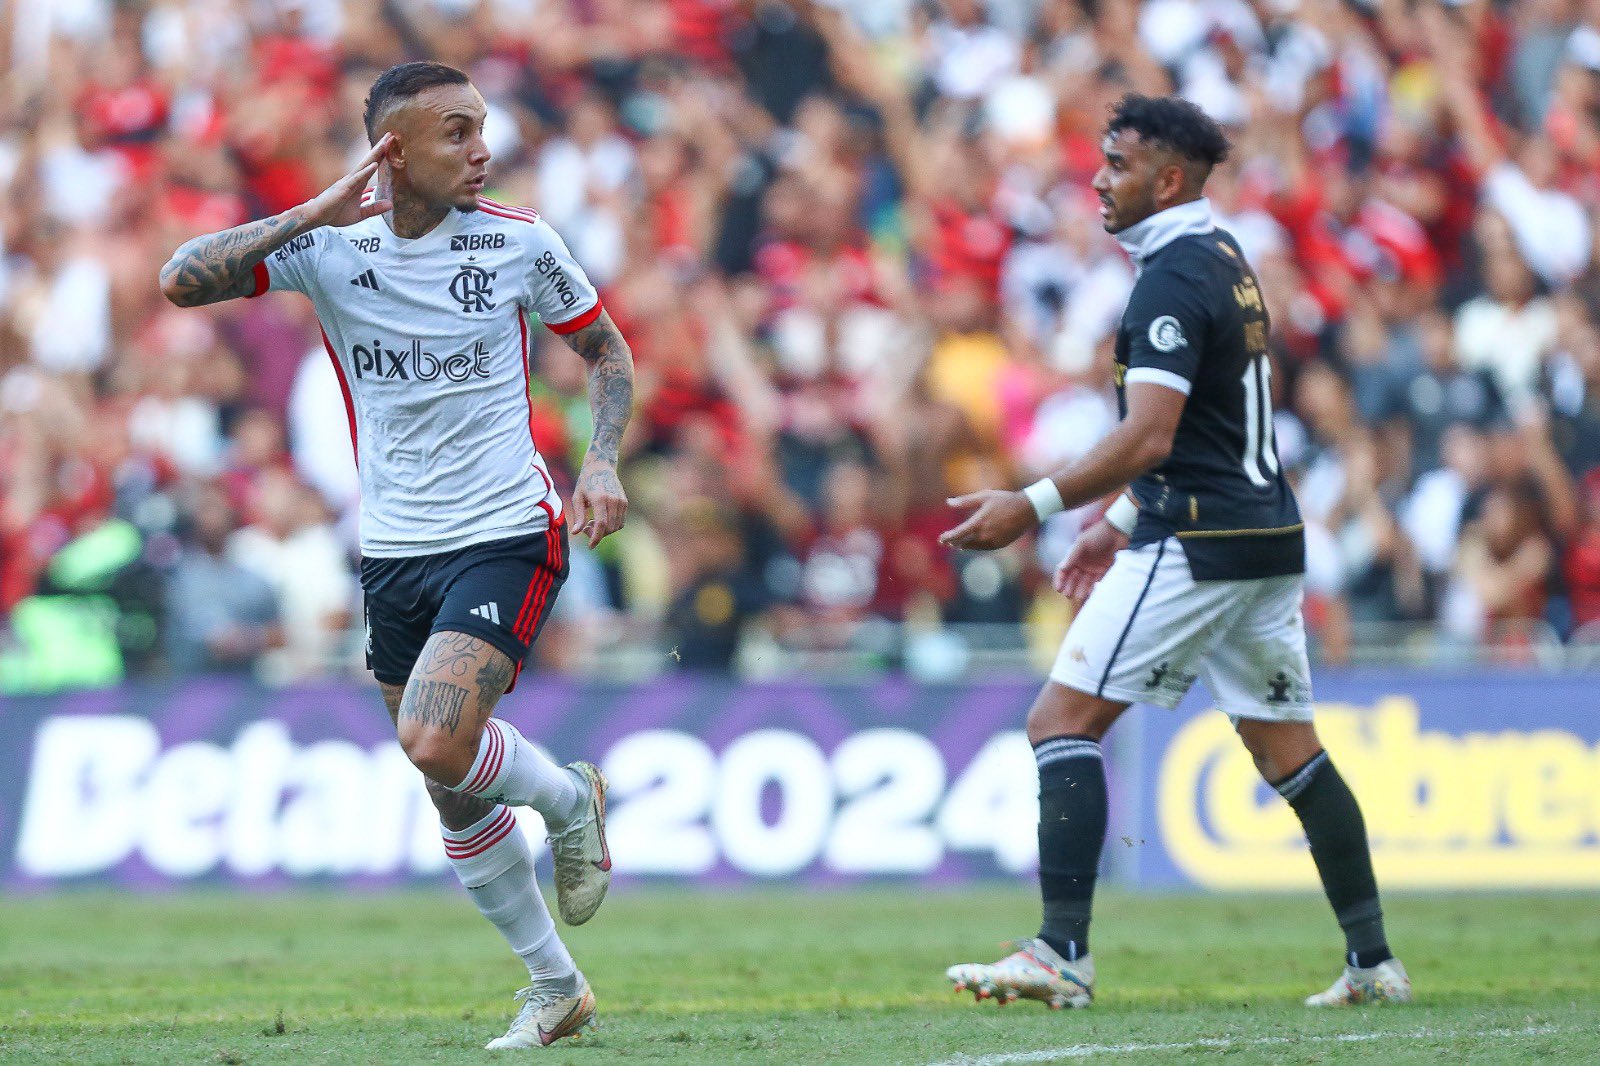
[475,655,515,715]
[159,211,306,307]
[399,680,470,735]
[568,313,635,467]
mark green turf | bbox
[1,886,1596,1064]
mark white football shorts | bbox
[1050,537,1314,721]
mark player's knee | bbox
[399,726,475,787]
[1233,719,1319,783]
[1025,684,1120,745]
[1232,724,1275,778]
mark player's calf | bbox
[425,778,495,830]
[398,629,611,923]
[1242,721,1402,994]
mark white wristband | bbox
[1023,478,1066,523]
[1104,493,1138,535]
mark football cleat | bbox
[946,937,1094,1010]
[1305,957,1412,1007]
[485,978,597,1049]
[546,762,612,925]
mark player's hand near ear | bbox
[302,134,395,228]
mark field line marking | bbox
[927,1024,1565,1065]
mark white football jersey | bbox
[250,199,599,557]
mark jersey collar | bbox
[380,206,466,253]
[1115,197,1215,269]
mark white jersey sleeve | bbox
[246,227,328,298]
[518,217,602,335]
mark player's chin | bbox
[453,188,484,211]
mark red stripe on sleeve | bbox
[545,300,602,335]
[244,261,270,298]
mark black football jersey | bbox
[1114,225,1304,580]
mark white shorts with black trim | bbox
[1050,537,1314,722]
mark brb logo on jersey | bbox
[451,233,506,251]
[351,338,492,382]
[449,263,497,313]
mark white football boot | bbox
[946,938,1094,1010]
[485,978,597,1049]
[1305,957,1412,1006]
[545,761,612,925]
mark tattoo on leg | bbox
[400,680,470,735]
[426,778,495,828]
[475,655,515,716]
[418,632,487,680]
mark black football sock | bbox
[1275,750,1393,969]
[1034,734,1107,964]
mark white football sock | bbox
[443,806,578,991]
[448,719,584,826]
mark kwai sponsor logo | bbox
[533,250,579,309]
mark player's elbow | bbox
[159,261,195,307]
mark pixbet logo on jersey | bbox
[351,338,492,382]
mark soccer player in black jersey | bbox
[940,95,1410,1010]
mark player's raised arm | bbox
[560,310,635,548]
[940,381,1186,553]
[158,134,395,307]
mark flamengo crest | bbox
[450,263,497,312]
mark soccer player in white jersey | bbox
[161,62,632,1048]
[939,96,1409,1011]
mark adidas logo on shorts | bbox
[468,602,501,625]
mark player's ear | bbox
[1155,160,1187,208]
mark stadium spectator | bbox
[1444,479,1557,651]
[163,481,283,674]
[226,466,354,679]
[5,0,1600,683]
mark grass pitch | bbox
[1,886,1596,1064]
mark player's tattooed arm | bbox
[160,133,394,307]
[159,211,311,307]
[567,311,634,467]
[564,310,635,547]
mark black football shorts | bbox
[360,517,569,690]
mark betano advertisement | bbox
[1,674,1596,889]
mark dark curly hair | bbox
[1105,94,1231,170]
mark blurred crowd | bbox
[5,0,1600,688]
